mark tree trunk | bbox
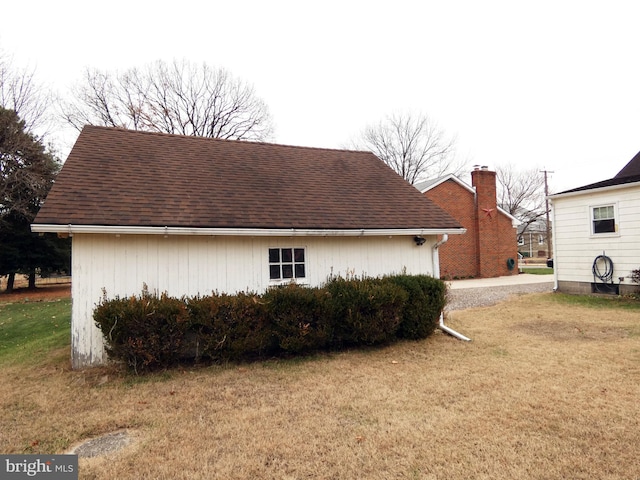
[6,273,15,293]
[28,270,37,289]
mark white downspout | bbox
[549,197,559,292]
[439,311,472,342]
[432,234,471,342]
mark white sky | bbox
[2,0,640,193]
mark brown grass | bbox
[1,293,639,479]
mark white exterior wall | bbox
[551,185,640,288]
[71,234,438,367]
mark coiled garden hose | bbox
[592,254,614,284]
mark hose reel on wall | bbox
[592,253,618,294]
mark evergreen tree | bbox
[0,107,68,291]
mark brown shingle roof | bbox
[34,126,463,231]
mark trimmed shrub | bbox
[263,283,329,354]
[183,293,227,362]
[325,276,408,347]
[94,274,448,373]
[187,292,274,362]
[387,274,447,339]
[93,288,189,372]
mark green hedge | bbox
[94,275,447,372]
[186,292,274,363]
[324,277,407,348]
[389,274,447,339]
[93,288,189,372]
[262,284,329,354]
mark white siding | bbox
[552,185,640,284]
[71,234,438,367]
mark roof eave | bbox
[496,206,521,226]
[417,174,475,195]
[31,224,467,237]
[548,179,640,200]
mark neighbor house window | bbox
[269,248,306,281]
[538,235,544,245]
[592,205,616,234]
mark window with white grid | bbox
[591,205,616,234]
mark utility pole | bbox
[540,169,554,260]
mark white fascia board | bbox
[548,181,640,201]
[31,224,467,237]
[419,175,519,226]
[496,206,521,227]
[418,174,474,195]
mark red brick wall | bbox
[424,180,478,279]
[495,210,519,276]
[423,171,519,279]
[471,168,518,278]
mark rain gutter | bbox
[31,224,466,238]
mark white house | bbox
[32,126,465,368]
[549,150,640,295]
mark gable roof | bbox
[415,173,520,226]
[415,174,475,195]
[551,149,640,198]
[614,150,640,178]
[33,126,464,236]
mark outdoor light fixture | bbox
[413,236,426,246]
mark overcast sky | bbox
[2,0,639,193]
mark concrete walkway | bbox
[448,273,554,290]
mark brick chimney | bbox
[471,166,500,277]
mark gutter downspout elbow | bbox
[434,233,449,250]
[432,234,448,279]
[432,234,471,342]
[439,313,471,341]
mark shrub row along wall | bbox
[94,274,447,373]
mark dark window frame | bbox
[268,247,306,281]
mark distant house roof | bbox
[515,213,547,235]
[551,150,640,197]
[33,126,464,236]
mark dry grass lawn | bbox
[1,292,639,479]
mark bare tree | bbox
[61,59,274,141]
[353,112,462,184]
[0,50,53,135]
[496,164,547,233]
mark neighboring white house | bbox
[549,150,640,296]
[32,126,465,368]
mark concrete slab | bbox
[447,273,553,290]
